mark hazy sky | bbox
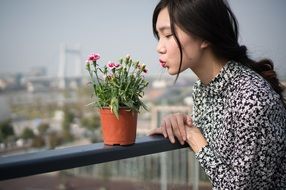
[1,0,286,78]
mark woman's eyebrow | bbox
[157,25,171,32]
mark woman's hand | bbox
[147,113,191,145]
[148,113,208,153]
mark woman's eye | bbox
[165,34,173,38]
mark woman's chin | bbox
[167,69,177,75]
[167,68,183,76]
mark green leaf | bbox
[110,97,119,119]
[139,99,149,111]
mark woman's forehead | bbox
[156,8,171,32]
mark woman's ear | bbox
[200,41,209,49]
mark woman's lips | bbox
[160,59,167,68]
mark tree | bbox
[38,123,49,135]
[48,132,62,149]
[61,108,75,143]
[21,128,35,140]
[80,113,100,131]
[0,119,15,143]
[31,136,45,148]
[63,107,74,124]
[80,113,101,142]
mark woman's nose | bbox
[156,41,166,54]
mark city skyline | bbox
[1,0,286,78]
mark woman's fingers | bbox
[148,113,192,145]
[170,115,184,145]
[147,127,163,136]
[161,120,167,138]
[185,115,193,127]
[176,113,187,141]
[165,118,176,143]
[147,124,167,138]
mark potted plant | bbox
[85,53,149,145]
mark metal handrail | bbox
[0,135,189,181]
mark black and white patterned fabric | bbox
[192,61,286,190]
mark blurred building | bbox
[28,67,47,77]
[0,96,11,122]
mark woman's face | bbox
[156,8,206,75]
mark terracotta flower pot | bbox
[100,108,138,145]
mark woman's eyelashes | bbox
[165,34,173,39]
[157,33,173,41]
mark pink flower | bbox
[107,62,115,69]
[107,62,121,69]
[88,53,100,62]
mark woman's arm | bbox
[148,90,285,189]
[194,90,285,189]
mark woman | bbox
[148,0,286,189]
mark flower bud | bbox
[126,54,131,60]
[85,61,91,71]
[134,61,139,68]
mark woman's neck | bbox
[191,50,228,85]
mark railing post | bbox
[155,108,167,190]
[160,152,167,190]
[190,152,199,190]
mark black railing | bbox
[0,135,189,181]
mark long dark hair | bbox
[152,0,285,107]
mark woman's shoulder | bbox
[229,64,281,106]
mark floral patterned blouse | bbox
[192,61,286,190]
